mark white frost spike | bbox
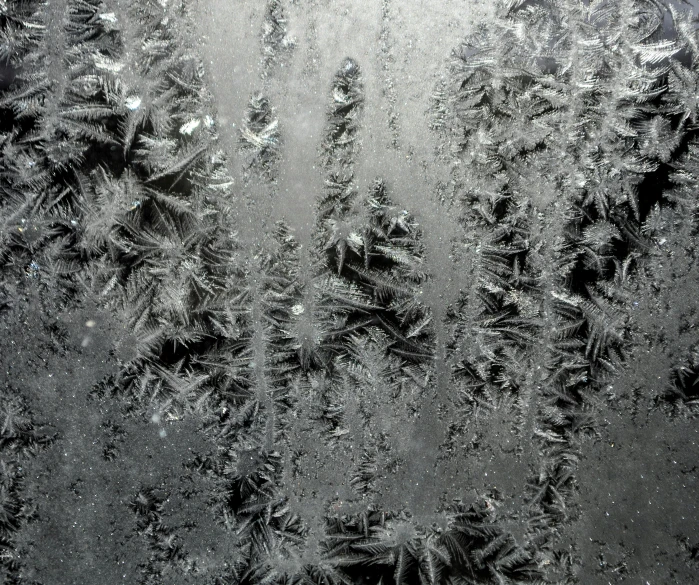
[125,96,141,110]
[208,181,234,191]
[241,119,278,148]
[98,12,117,23]
[633,40,679,65]
[179,119,201,135]
[204,115,215,127]
[333,88,349,104]
[94,55,123,72]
